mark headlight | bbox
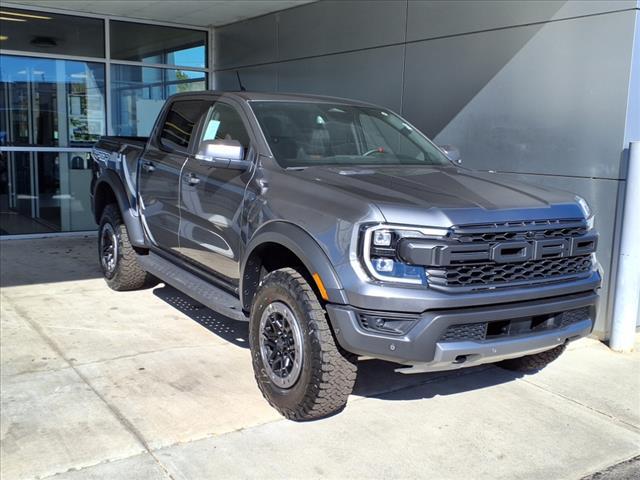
[575,195,595,230]
[361,224,449,284]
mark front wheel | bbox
[98,203,151,291]
[249,267,357,421]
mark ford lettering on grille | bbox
[490,236,596,264]
[403,233,598,267]
[397,222,598,292]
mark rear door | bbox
[138,98,210,251]
[178,99,254,286]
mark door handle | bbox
[185,173,200,186]
[142,161,155,173]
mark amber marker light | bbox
[312,273,329,301]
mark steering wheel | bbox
[363,147,385,157]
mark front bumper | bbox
[326,291,597,369]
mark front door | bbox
[138,99,210,251]
[178,100,253,286]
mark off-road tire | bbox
[497,344,566,373]
[99,203,150,291]
[249,267,357,421]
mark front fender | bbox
[240,221,348,308]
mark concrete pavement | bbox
[1,236,638,479]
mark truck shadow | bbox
[153,283,522,401]
[352,359,521,401]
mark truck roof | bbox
[169,90,378,107]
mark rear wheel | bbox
[497,344,566,373]
[99,203,151,291]
[249,267,357,421]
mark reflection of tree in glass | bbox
[175,70,205,93]
[176,70,190,93]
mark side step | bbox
[137,252,248,322]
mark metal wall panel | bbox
[429,11,635,179]
[277,45,405,112]
[403,23,543,137]
[213,14,277,69]
[211,0,639,338]
[214,64,278,92]
[277,0,406,60]
[623,10,640,145]
[492,173,623,338]
[407,0,637,42]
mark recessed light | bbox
[0,16,25,22]
[0,35,7,41]
[0,10,51,20]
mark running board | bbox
[137,252,248,322]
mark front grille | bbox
[440,322,487,342]
[451,219,587,243]
[559,306,590,327]
[427,255,592,289]
[422,219,594,292]
[439,306,591,342]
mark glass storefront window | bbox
[0,151,95,234]
[0,55,106,147]
[110,21,206,68]
[0,13,208,236]
[0,8,104,58]
[111,65,206,136]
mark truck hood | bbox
[286,165,585,226]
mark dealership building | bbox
[0,1,638,340]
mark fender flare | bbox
[94,170,147,247]
[240,222,348,309]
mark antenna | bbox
[236,71,246,92]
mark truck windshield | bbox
[250,101,450,168]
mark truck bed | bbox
[92,136,149,209]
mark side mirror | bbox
[195,139,247,170]
[439,144,461,164]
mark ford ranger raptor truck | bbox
[91,91,600,420]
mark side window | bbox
[159,100,210,153]
[201,102,251,158]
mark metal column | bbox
[610,141,640,352]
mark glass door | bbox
[0,54,105,234]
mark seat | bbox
[325,121,358,156]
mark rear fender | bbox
[93,170,146,247]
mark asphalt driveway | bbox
[1,236,638,479]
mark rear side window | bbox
[159,100,210,152]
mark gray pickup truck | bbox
[91,91,600,420]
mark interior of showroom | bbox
[0,1,638,341]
